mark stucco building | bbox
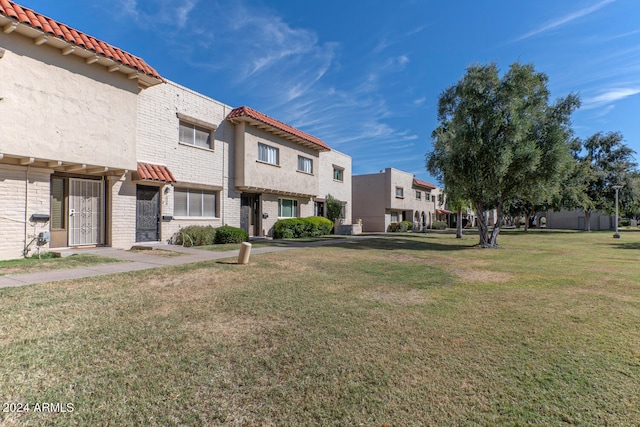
[352,168,438,232]
[0,1,352,259]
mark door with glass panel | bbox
[68,178,104,246]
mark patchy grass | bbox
[0,230,639,425]
[128,249,186,257]
[0,254,125,276]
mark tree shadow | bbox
[609,242,640,250]
[324,236,477,252]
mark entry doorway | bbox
[240,194,260,237]
[136,185,160,242]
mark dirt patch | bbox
[453,269,514,283]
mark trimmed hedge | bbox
[175,225,216,247]
[432,221,447,230]
[214,226,249,244]
[388,221,414,232]
[274,216,334,239]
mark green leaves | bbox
[427,61,579,246]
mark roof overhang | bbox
[0,13,162,88]
[236,186,315,199]
[228,115,330,152]
[0,152,128,176]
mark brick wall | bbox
[0,165,51,260]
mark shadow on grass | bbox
[324,236,476,252]
[609,242,640,250]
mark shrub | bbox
[432,221,447,230]
[175,225,216,247]
[214,226,249,244]
[400,221,413,232]
[619,219,631,227]
[274,216,334,239]
[388,221,413,232]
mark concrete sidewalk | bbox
[0,236,377,289]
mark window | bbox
[174,189,217,217]
[314,201,324,217]
[179,121,212,149]
[297,156,313,174]
[391,211,399,222]
[395,187,404,198]
[278,198,298,218]
[258,143,279,165]
[432,195,436,203]
[416,190,422,200]
[333,167,344,182]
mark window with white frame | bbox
[395,187,404,198]
[416,190,422,200]
[391,211,399,222]
[174,188,217,217]
[179,121,212,149]
[258,143,279,165]
[333,167,344,182]
[278,198,298,218]
[297,156,313,174]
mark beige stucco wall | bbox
[0,32,139,169]
[352,168,437,232]
[234,126,319,197]
[260,194,314,237]
[0,165,52,260]
[318,149,352,223]
[546,209,613,230]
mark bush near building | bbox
[214,226,249,244]
[274,216,334,239]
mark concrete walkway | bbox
[0,236,379,289]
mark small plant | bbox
[400,221,413,232]
[215,226,249,244]
[619,219,631,227]
[388,222,400,232]
[29,251,57,259]
[173,225,216,247]
[432,221,447,230]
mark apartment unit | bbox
[0,2,353,259]
[0,1,162,260]
[227,106,351,237]
[352,168,438,232]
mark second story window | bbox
[333,167,344,182]
[179,121,212,149]
[395,187,404,199]
[258,143,279,165]
[297,156,313,174]
[416,190,422,200]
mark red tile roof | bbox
[436,209,452,214]
[227,106,330,152]
[137,162,176,182]
[413,178,436,190]
[0,1,161,79]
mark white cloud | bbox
[514,0,615,42]
[583,87,640,109]
[117,0,197,28]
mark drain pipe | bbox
[23,165,29,257]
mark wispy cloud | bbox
[117,0,197,28]
[582,87,640,109]
[513,0,615,42]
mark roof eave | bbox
[228,115,330,152]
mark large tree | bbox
[427,62,579,247]
[558,131,638,230]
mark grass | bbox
[0,230,639,425]
[0,254,125,276]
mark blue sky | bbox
[19,0,640,185]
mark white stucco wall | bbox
[0,32,139,169]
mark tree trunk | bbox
[515,215,521,229]
[475,202,489,247]
[456,206,463,239]
[523,213,530,232]
[487,204,503,247]
[584,210,591,232]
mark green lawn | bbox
[1,230,639,425]
[0,254,125,276]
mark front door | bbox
[69,178,104,246]
[136,185,160,242]
[240,194,259,236]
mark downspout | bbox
[221,104,226,225]
[23,165,29,257]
